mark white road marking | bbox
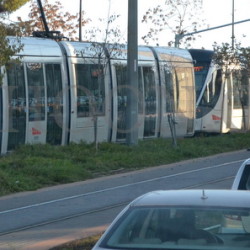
[0,159,245,215]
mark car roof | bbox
[130,189,250,208]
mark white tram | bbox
[0,37,195,154]
[189,49,250,134]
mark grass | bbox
[1,132,250,249]
[1,132,250,197]
[50,234,102,250]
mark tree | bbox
[213,42,250,131]
[141,0,205,47]
[17,0,90,40]
[212,42,241,74]
[82,13,124,44]
[77,2,125,151]
[0,0,29,13]
[141,0,203,145]
[0,0,28,83]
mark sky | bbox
[8,0,250,50]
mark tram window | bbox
[26,63,45,121]
[175,67,194,113]
[185,68,195,117]
[116,64,127,139]
[75,64,105,117]
[138,67,143,114]
[164,67,174,113]
[6,63,26,150]
[0,85,2,152]
[143,66,156,137]
[201,69,222,108]
[45,64,63,145]
[116,65,142,115]
[194,63,210,101]
[115,65,145,139]
[143,67,156,115]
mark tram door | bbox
[69,62,110,143]
[115,64,128,141]
[141,66,158,138]
[114,64,158,141]
[0,77,3,153]
[221,75,232,133]
[45,64,64,145]
[6,64,26,151]
[26,63,46,144]
[5,62,64,151]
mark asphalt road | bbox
[0,149,250,250]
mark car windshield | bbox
[100,206,250,249]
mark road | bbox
[0,149,249,250]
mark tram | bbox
[0,36,195,154]
[189,49,250,134]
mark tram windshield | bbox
[194,63,210,101]
[188,49,214,103]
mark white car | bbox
[232,158,250,190]
[92,189,250,250]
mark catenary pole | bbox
[126,0,138,145]
[79,0,82,41]
[232,0,235,49]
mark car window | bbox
[238,164,250,190]
[246,175,250,190]
[100,206,250,249]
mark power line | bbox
[175,19,250,47]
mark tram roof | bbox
[60,41,156,61]
[7,37,193,64]
[60,41,193,63]
[153,46,193,63]
[188,49,214,63]
[7,36,62,57]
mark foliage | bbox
[141,0,205,47]
[0,0,27,83]
[213,42,250,73]
[1,132,250,197]
[0,26,22,67]
[212,42,250,130]
[83,14,124,44]
[0,0,29,13]
[82,5,125,60]
[50,234,101,250]
[238,47,250,73]
[212,42,241,73]
[212,42,250,95]
[17,0,90,40]
[79,1,125,151]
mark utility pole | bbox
[232,0,235,49]
[79,0,82,41]
[126,0,138,145]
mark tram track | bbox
[1,149,246,250]
[0,175,235,237]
